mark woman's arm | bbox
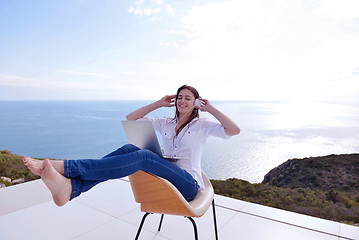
[199,99,240,136]
[126,95,176,121]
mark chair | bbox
[129,170,219,240]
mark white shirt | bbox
[141,117,230,189]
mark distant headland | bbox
[211,153,359,225]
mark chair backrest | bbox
[129,171,214,217]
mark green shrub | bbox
[0,149,40,184]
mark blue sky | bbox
[1,0,359,102]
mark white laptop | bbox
[122,120,180,162]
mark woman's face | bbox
[176,89,195,115]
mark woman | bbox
[23,85,240,207]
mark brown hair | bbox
[174,85,200,135]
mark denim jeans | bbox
[64,144,199,201]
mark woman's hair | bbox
[174,85,200,135]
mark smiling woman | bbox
[174,85,200,135]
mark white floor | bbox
[0,178,358,240]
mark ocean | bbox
[0,100,358,183]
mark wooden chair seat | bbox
[129,170,218,240]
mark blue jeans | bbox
[64,144,199,201]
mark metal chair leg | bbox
[212,199,219,240]
[186,217,199,240]
[135,209,215,240]
[135,212,151,240]
[158,214,164,231]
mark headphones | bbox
[194,99,202,108]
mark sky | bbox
[0,0,359,102]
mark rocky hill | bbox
[262,154,359,193]
[211,154,359,225]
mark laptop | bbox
[122,120,180,162]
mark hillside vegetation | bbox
[211,154,359,225]
[0,150,40,187]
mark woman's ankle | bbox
[50,160,65,175]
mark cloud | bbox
[160,41,179,48]
[128,0,175,17]
[0,73,128,91]
[166,4,174,15]
[128,6,161,16]
[0,74,44,88]
[170,0,271,54]
[315,0,359,20]
[0,70,158,100]
[167,29,191,38]
[151,0,163,4]
[160,0,359,102]
[128,0,162,16]
[58,70,114,79]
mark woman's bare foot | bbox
[22,156,65,176]
[22,156,44,176]
[41,159,72,207]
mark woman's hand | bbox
[197,98,213,112]
[198,98,240,136]
[159,95,176,108]
[126,94,176,120]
